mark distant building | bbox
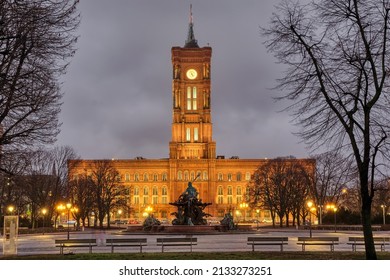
[69,8,314,222]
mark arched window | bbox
[134,173,139,182]
[152,186,158,204]
[143,173,149,181]
[218,173,223,181]
[178,171,183,181]
[153,173,158,181]
[236,172,242,181]
[236,186,242,204]
[190,171,195,181]
[186,127,191,141]
[162,186,168,204]
[245,172,251,181]
[217,186,223,204]
[184,171,189,181]
[134,187,140,204]
[143,187,149,195]
[203,171,208,180]
[162,173,168,181]
[125,173,130,182]
[227,186,233,204]
[227,173,232,181]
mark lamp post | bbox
[41,208,47,234]
[256,209,260,230]
[381,205,386,225]
[326,204,338,232]
[307,201,314,238]
[66,202,72,240]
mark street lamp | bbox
[41,208,47,234]
[66,202,72,240]
[307,201,315,238]
[381,205,386,225]
[256,209,260,230]
[7,205,15,214]
[326,204,338,232]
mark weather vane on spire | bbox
[185,4,199,48]
[190,4,193,23]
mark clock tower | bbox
[169,7,216,160]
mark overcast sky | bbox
[57,0,310,160]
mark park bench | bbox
[156,237,197,252]
[347,237,390,252]
[105,238,147,253]
[247,237,288,252]
[55,238,97,254]
[297,237,339,252]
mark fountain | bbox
[170,181,212,225]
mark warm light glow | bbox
[7,205,14,213]
[41,208,47,215]
[239,203,248,209]
[57,204,65,211]
[326,204,337,212]
[118,209,123,215]
[307,201,313,208]
[66,202,72,209]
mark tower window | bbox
[194,127,199,141]
[186,127,191,141]
[186,86,197,110]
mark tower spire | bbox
[184,4,199,48]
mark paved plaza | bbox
[1,228,390,256]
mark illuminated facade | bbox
[69,10,314,222]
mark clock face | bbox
[186,69,198,80]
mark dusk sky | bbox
[57,0,310,160]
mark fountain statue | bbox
[170,179,212,225]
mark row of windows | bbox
[74,171,252,183]
[123,173,168,182]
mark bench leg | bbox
[111,246,114,253]
[330,244,334,252]
[60,246,64,255]
[280,244,283,252]
[140,245,143,253]
[89,246,92,253]
[302,244,305,252]
[252,244,255,252]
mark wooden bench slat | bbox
[55,239,97,254]
[247,237,288,252]
[105,238,147,253]
[297,237,339,252]
[347,236,390,252]
[156,237,197,253]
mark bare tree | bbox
[88,160,127,229]
[262,0,390,259]
[0,0,79,150]
[312,151,355,223]
[248,159,311,227]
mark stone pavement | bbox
[1,228,389,255]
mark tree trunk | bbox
[361,178,377,259]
